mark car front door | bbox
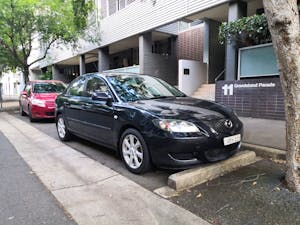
[80,76,115,146]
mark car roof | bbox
[30,80,64,83]
[92,72,147,79]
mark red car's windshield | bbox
[33,82,66,93]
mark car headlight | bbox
[153,119,200,133]
[32,99,46,107]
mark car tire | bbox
[56,114,71,141]
[19,103,26,116]
[28,106,35,122]
[120,128,151,174]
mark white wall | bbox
[178,59,207,96]
[0,70,24,99]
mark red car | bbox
[19,80,66,122]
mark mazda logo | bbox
[224,120,233,128]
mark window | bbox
[86,77,109,97]
[68,77,86,96]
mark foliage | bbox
[219,14,271,47]
[0,0,98,82]
[39,70,52,80]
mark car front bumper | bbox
[145,131,242,170]
[31,105,55,119]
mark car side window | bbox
[86,77,109,97]
[68,77,86,96]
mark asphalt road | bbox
[0,131,75,225]
[10,110,172,192]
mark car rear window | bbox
[33,82,66,93]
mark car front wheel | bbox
[120,128,151,174]
[56,114,71,141]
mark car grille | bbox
[203,119,235,134]
[46,101,55,107]
[45,111,55,116]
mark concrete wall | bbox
[178,59,207,95]
[52,65,67,82]
[143,53,178,85]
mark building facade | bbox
[30,0,283,120]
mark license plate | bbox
[223,134,241,146]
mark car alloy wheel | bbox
[56,114,71,141]
[120,128,151,174]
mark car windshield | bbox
[106,74,186,102]
[33,82,66,93]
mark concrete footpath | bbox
[0,131,75,225]
[0,112,210,225]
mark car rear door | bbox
[20,84,31,114]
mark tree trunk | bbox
[263,0,300,192]
[23,65,30,84]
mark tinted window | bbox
[86,77,109,97]
[33,82,65,93]
[106,74,185,102]
[68,77,86,96]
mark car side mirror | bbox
[91,92,113,106]
[21,91,27,96]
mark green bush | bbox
[40,71,52,80]
[219,14,271,47]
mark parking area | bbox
[10,110,171,192]
[7,110,300,225]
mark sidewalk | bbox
[0,100,19,111]
[0,131,75,225]
[0,112,210,225]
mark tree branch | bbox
[0,37,24,66]
[28,38,56,66]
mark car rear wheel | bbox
[120,128,151,174]
[56,114,71,141]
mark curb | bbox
[166,150,259,192]
[241,143,286,160]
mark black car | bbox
[55,73,243,174]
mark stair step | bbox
[191,83,216,101]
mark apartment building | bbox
[31,0,284,120]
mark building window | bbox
[126,0,135,5]
[108,0,117,15]
[105,0,134,16]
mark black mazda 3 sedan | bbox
[55,73,243,174]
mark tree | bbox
[0,0,97,83]
[263,0,300,192]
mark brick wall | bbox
[216,78,285,120]
[178,25,204,61]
